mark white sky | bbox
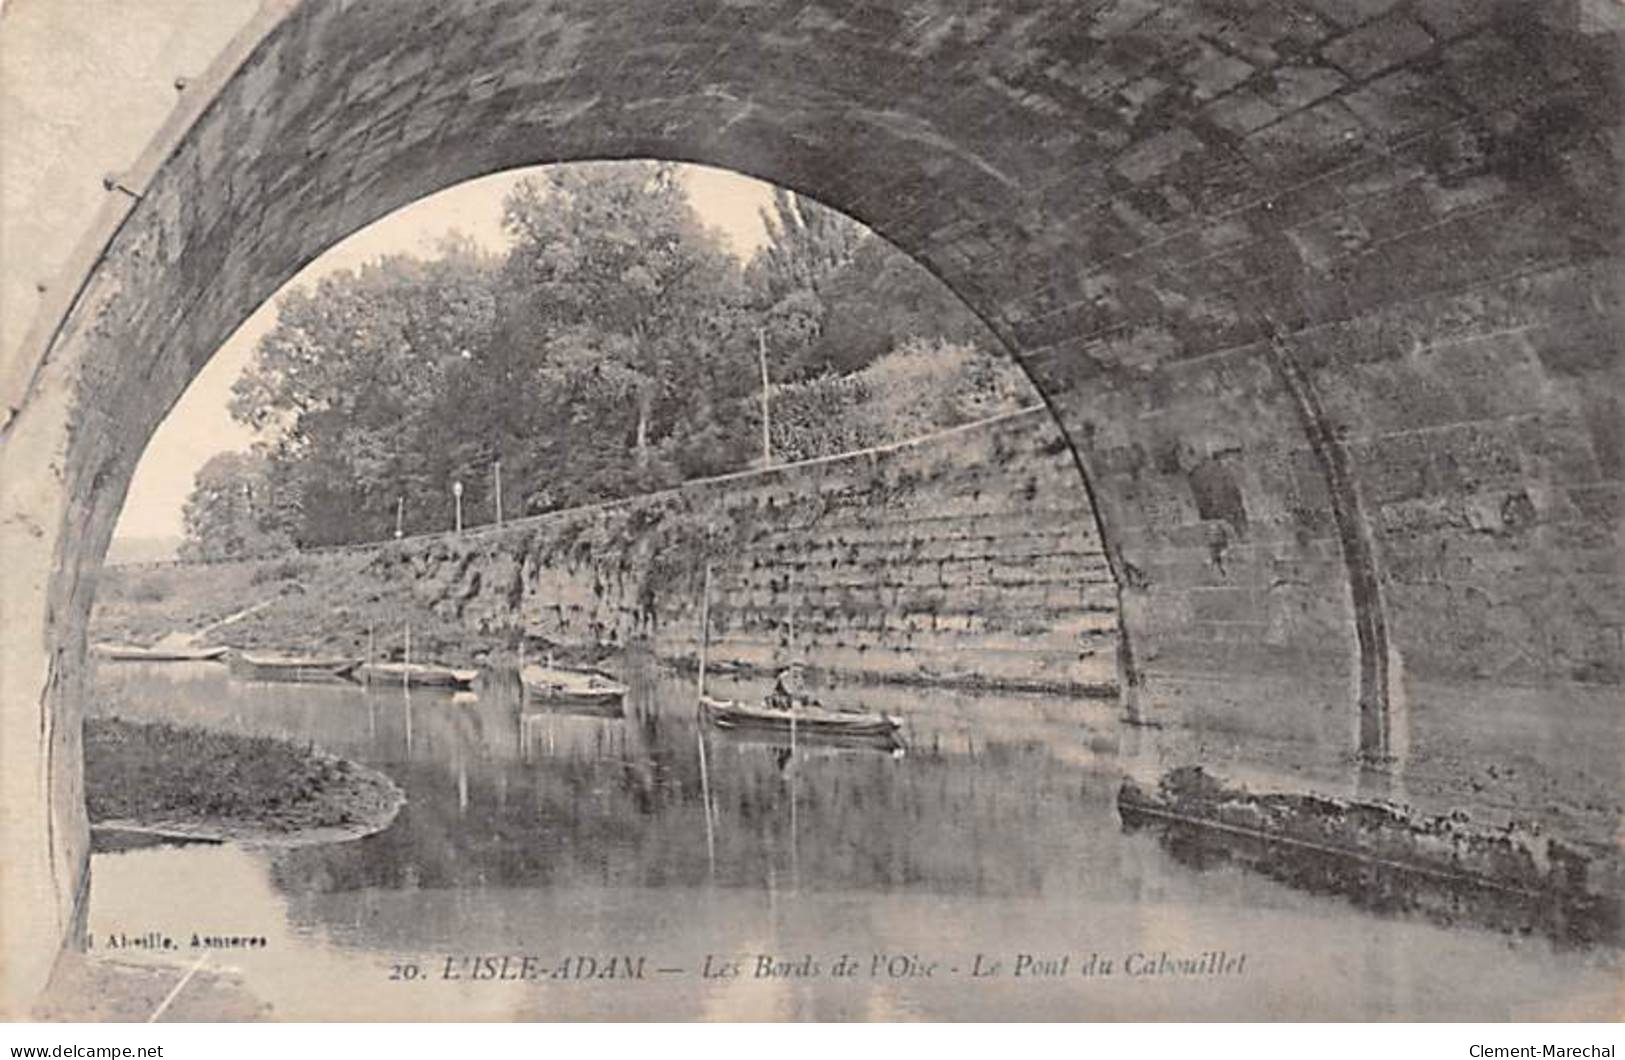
[0,0,774,541]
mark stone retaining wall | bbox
[102,409,1119,694]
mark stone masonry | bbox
[105,408,1118,693]
[1,0,1619,1011]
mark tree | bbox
[807,237,999,376]
[218,163,1032,548]
[178,452,292,561]
[744,189,866,381]
[743,189,1000,381]
[498,162,746,471]
[228,242,500,545]
[748,190,865,297]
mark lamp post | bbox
[452,480,464,535]
[493,460,503,528]
[395,496,404,540]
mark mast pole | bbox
[698,563,712,697]
[696,562,716,876]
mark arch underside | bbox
[1,0,1619,1010]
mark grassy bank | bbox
[94,555,499,665]
[84,717,403,844]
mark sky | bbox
[0,0,776,542]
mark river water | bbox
[85,659,1618,1020]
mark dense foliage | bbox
[178,451,292,561]
[188,162,1031,554]
[768,339,1034,463]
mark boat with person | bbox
[519,664,629,711]
[228,651,360,683]
[699,694,904,749]
[689,563,905,750]
[355,661,479,690]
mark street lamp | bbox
[493,460,503,528]
[452,480,464,535]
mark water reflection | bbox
[84,659,1620,1020]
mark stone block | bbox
[1300,0,1405,29]
[1321,13,1436,79]
[9,0,1622,1014]
[1261,62,1348,110]
[1342,68,1467,139]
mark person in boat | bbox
[765,662,819,712]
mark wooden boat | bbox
[519,664,628,710]
[703,719,907,757]
[93,641,229,662]
[228,651,360,682]
[523,693,625,720]
[699,694,903,747]
[355,661,479,690]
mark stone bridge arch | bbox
[1,0,1619,1009]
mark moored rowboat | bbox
[93,642,230,662]
[524,695,625,719]
[520,664,628,710]
[356,661,479,690]
[699,694,903,746]
[229,652,359,682]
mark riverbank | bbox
[1119,766,1622,948]
[84,717,403,847]
[92,541,1119,695]
[94,557,487,664]
[92,408,1120,695]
